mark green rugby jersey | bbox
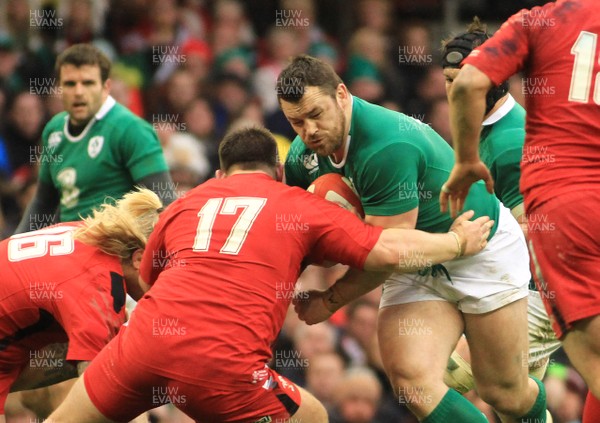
[285,96,500,235]
[39,96,168,222]
[480,95,525,211]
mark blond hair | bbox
[74,188,163,260]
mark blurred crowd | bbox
[0,0,586,422]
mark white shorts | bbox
[380,205,530,314]
[527,290,561,368]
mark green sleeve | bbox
[38,126,52,185]
[119,120,169,181]
[358,142,421,216]
[490,143,524,210]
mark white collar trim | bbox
[328,135,351,169]
[64,96,116,142]
[482,94,515,126]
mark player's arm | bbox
[10,344,78,392]
[135,171,176,206]
[14,181,60,234]
[441,64,495,217]
[295,210,492,324]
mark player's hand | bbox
[293,290,334,325]
[449,210,494,257]
[440,161,494,218]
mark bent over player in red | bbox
[0,189,162,421]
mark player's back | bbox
[135,172,379,387]
[0,224,122,338]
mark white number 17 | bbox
[192,197,267,255]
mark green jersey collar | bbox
[63,96,117,142]
[482,94,515,126]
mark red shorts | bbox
[527,190,600,339]
[84,325,302,422]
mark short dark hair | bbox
[219,127,278,172]
[276,55,342,103]
[55,44,112,82]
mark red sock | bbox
[583,391,600,423]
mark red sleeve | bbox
[139,214,168,286]
[463,8,532,86]
[304,193,383,270]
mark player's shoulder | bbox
[104,101,150,128]
[351,96,441,153]
[43,112,68,135]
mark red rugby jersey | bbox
[135,173,382,388]
[463,0,600,211]
[0,223,126,361]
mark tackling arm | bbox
[14,181,60,234]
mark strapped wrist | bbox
[448,231,463,258]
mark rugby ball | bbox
[307,174,364,218]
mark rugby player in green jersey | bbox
[440,20,560,413]
[15,44,175,233]
[282,55,548,423]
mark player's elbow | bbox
[364,232,398,272]
[450,65,491,102]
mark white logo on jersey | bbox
[303,152,319,174]
[57,168,79,208]
[48,132,62,149]
[88,136,104,158]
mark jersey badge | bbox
[48,132,62,149]
[303,152,319,175]
[88,136,104,158]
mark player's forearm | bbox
[14,182,59,234]
[449,65,489,163]
[364,229,462,273]
[322,268,390,313]
[136,171,175,206]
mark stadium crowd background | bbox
[0,0,588,421]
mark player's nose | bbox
[304,120,318,139]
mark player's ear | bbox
[275,163,284,182]
[336,83,350,107]
[131,249,143,270]
[215,169,226,179]
[103,78,111,92]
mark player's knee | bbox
[476,382,529,415]
[20,387,52,417]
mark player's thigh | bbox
[561,314,600,395]
[290,385,327,423]
[463,297,529,391]
[378,300,464,384]
[47,376,116,423]
[528,190,600,339]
